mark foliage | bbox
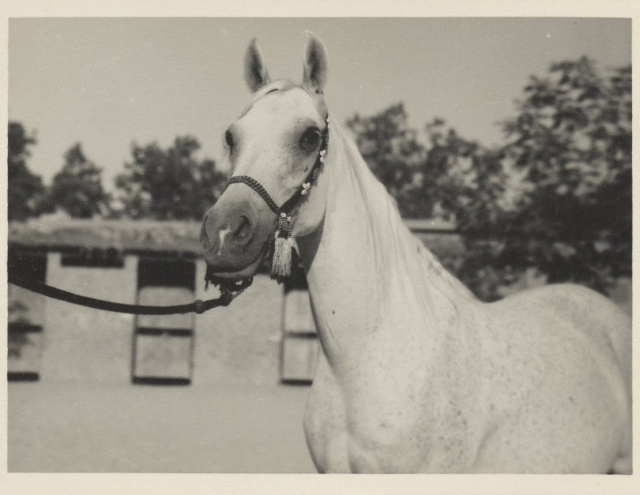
[8,122,46,221]
[114,136,227,221]
[490,57,632,295]
[420,119,507,229]
[418,120,509,300]
[48,143,110,218]
[348,58,631,300]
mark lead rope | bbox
[8,272,248,315]
[224,115,330,282]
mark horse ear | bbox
[302,31,328,94]
[244,38,271,93]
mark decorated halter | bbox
[223,114,330,282]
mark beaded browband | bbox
[223,114,330,281]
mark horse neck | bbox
[296,120,476,361]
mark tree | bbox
[490,58,632,295]
[419,119,506,228]
[345,105,505,223]
[346,58,631,301]
[48,143,110,218]
[419,120,509,299]
[114,136,227,220]
[8,122,46,221]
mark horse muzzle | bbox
[200,186,275,281]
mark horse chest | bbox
[304,350,481,473]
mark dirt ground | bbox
[8,381,317,473]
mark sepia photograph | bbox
[3,5,637,495]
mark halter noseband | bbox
[223,114,330,281]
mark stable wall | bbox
[193,261,285,386]
[12,249,631,386]
[41,253,138,383]
[8,285,46,377]
[19,253,290,386]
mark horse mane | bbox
[326,114,476,318]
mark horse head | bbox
[201,33,330,287]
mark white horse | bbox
[200,33,632,474]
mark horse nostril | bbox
[231,215,253,243]
[201,201,259,258]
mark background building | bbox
[8,218,476,386]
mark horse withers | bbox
[200,33,632,474]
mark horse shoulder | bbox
[340,311,490,473]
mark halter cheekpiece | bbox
[223,115,330,282]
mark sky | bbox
[8,17,631,189]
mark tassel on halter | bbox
[271,213,294,280]
[272,235,293,280]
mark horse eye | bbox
[225,130,235,151]
[300,128,320,151]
